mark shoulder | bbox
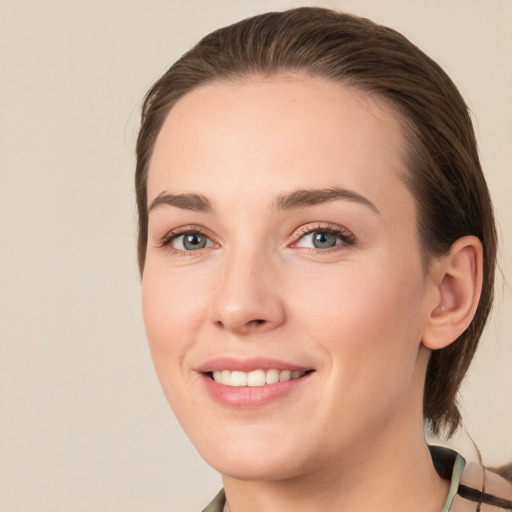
[455,460,512,512]
[429,445,512,512]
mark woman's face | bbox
[142,76,438,480]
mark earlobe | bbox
[422,236,483,350]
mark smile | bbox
[200,360,315,407]
[211,369,308,387]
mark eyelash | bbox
[156,225,216,256]
[156,223,355,255]
[291,223,356,253]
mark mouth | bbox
[197,357,315,406]
[207,368,313,387]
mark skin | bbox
[142,75,475,512]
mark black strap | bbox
[458,483,512,510]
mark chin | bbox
[191,428,310,481]
[206,452,304,482]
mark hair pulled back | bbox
[135,7,497,436]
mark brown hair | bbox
[489,463,512,483]
[135,7,497,436]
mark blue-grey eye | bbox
[311,231,338,248]
[296,230,343,249]
[172,233,210,251]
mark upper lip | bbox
[197,357,312,373]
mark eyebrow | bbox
[274,187,380,214]
[148,186,379,215]
[148,192,213,213]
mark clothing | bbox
[201,446,512,512]
[202,489,226,512]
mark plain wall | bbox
[0,1,511,511]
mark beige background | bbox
[0,1,511,511]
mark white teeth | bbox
[279,370,292,382]
[211,369,307,386]
[230,371,247,387]
[265,369,280,384]
[247,369,266,387]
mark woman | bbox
[135,8,511,512]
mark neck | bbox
[222,427,448,512]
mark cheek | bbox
[141,268,206,383]
[299,260,424,333]
[141,270,206,425]
[142,263,208,336]
[295,260,426,392]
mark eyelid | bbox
[153,222,355,255]
[156,225,219,253]
[289,222,356,250]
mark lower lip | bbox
[200,372,314,408]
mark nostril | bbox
[213,317,267,332]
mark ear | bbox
[422,236,483,350]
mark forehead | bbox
[148,75,411,209]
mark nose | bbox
[211,249,286,335]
